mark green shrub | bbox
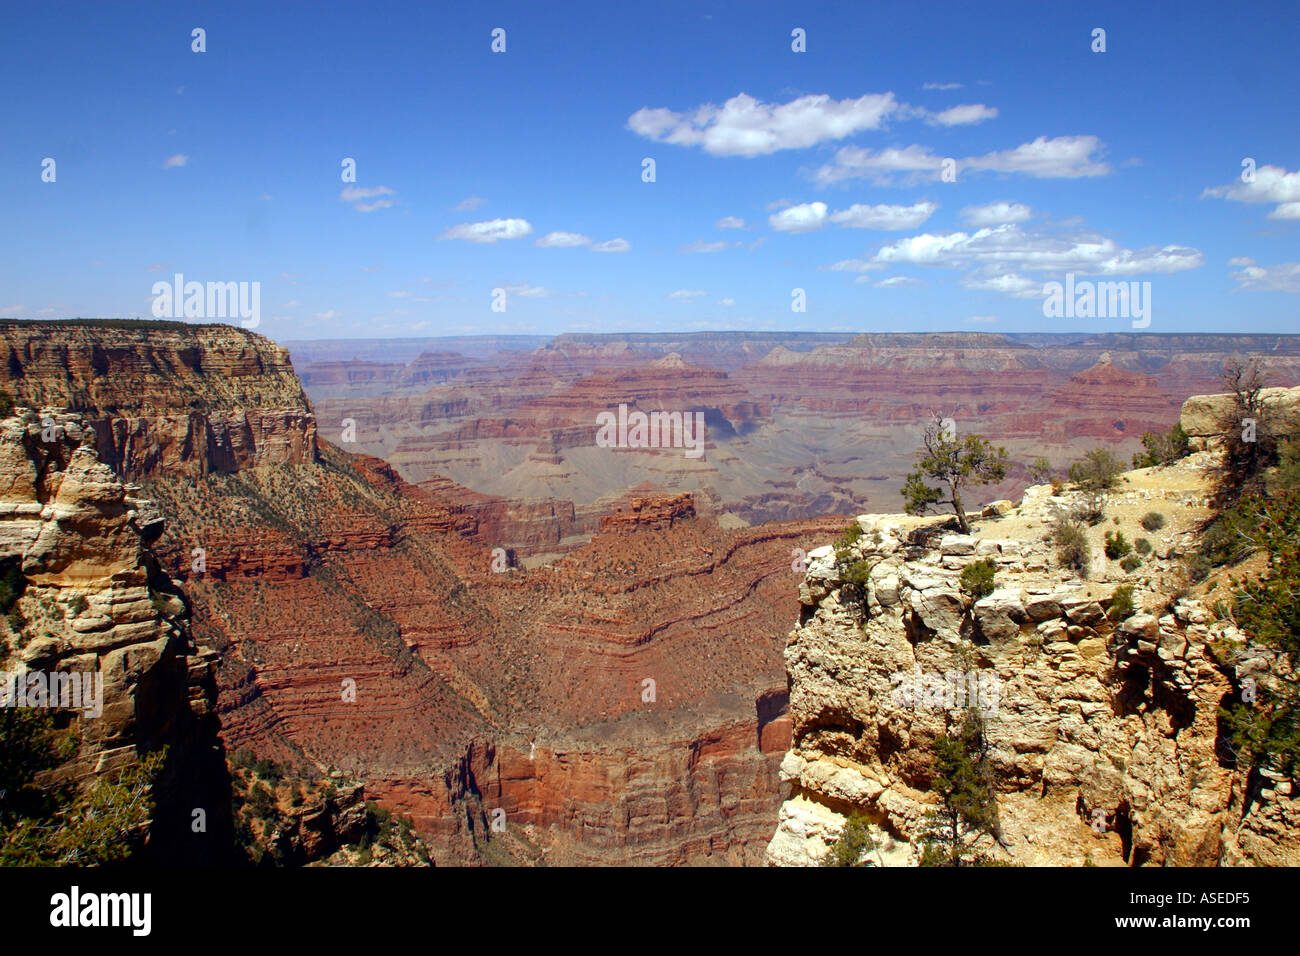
[1027,457,1055,485]
[1140,511,1165,532]
[1108,584,1137,620]
[960,559,997,600]
[1069,448,1124,492]
[67,594,89,616]
[1052,513,1090,575]
[1120,555,1142,573]
[1104,530,1132,560]
[1134,537,1152,556]
[1132,423,1191,468]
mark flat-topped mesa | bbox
[0,320,317,479]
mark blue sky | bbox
[2,0,1298,340]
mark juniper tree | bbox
[902,415,1010,534]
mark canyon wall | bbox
[0,407,233,863]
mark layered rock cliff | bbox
[767,396,1300,866]
[0,407,233,863]
[0,320,316,478]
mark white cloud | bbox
[628,91,899,157]
[340,185,394,201]
[314,310,339,319]
[960,201,1033,227]
[922,82,963,90]
[1228,256,1255,267]
[830,201,938,230]
[340,185,396,212]
[966,315,999,324]
[812,144,946,186]
[769,201,829,233]
[591,238,630,253]
[1203,165,1300,221]
[454,196,486,211]
[680,239,738,253]
[715,216,746,229]
[961,273,1042,298]
[814,135,1110,186]
[874,276,922,288]
[765,198,793,211]
[669,289,707,300]
[964,136,1110,178]
[503,283,553,298]
[1230,261,1300,293]
[717,297,736,306]
[821,258,885,273]
[439,218,534,243]
[536,231,591,248]
[925,104,998,126]
[162,154,188,169]
[874,223,1202,278]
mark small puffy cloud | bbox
[454,196,486,211]
[536,231,591,248]
[627,91,899,157]
[162,154,188,168]
[769,201,829,233]
[766,198,793,211]
[715,216,746,229]
[960,201,1033,227]
[717,297,736,306]
[1228,256,1255,267]
[961,272,1042,298]
[591,238,630,253]
[925,104,998,126]
[1203,165,1300,221]
[821,258,885,273]
[340,185,396,212]
[966,315,999,324]
[680,239,737,253]
[1230,261,1300,293]
[440,218,534,243]
[874,276,922,288]
[830,201,938,230]
[669,289,707,300]
[314,310,339,319]
[922,82,963,90]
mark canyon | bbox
[2,320,1296,866]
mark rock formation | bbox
[0,407,232,863]
[767,404,1299,866]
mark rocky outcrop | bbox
[0,408,232,863]
[599,493,695,533]
[1180,385,1300,450]
[768,455,1298,866]
[0,320,316,478]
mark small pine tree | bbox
[821,813,876,867]
[916,710,1003,866]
